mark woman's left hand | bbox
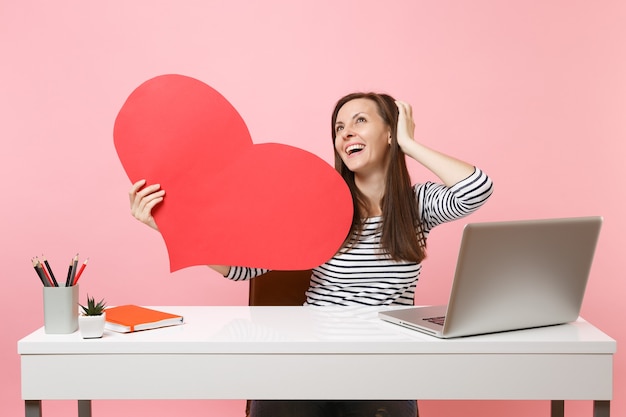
[395,100,416,154]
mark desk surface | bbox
[19,306,615,353]
[18,306,616,402]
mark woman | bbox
[129,92,494,416]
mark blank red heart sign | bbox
[113,74,353,272]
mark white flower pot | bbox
[79,312,106,339]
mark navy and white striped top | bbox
[227,168,493,306]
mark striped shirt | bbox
[227,168,493,306]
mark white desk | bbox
[18,306,616,417]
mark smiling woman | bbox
[128,90,493,417]
[334,98,393,180]
[331,92,485,264]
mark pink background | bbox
[2,1,624,416]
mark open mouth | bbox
[346,144,365,156]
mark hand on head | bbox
[395,100,416,154]
[128,179,165,231]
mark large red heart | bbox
[114,74,353,272]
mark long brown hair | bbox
[331,92,426,263]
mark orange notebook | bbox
[105,305,184,333]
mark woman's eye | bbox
[356,117,366,123]
[336,126,344,132]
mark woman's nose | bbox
[340,127,355,140]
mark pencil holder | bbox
[43,285,79,334]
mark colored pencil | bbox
[41,256,59,286]
[31,258,48,286]
[70,253,79,285]
[65,259,74,287]
[73,258,89,285]
[36,259,55,287]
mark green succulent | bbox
[79,295,107,316]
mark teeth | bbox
[346,144,365,155]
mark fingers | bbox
[395,100,415,132]
[394,101,417,154]
[129,180,162,202]
[129,179,146,207]
[131,190,165,217]
[395,100,413,120]
[128,180,165,229]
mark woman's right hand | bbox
[128,179,165,231]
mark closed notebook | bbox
[105,305,184,333]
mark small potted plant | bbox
[78,295,107,339]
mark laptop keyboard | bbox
[423,316,445,326]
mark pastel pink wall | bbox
[2,1,624,416]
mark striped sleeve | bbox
[226,267,270,281]
[417,167,494,232]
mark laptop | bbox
[378,216,602,338]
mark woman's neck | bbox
[355,171,386,217]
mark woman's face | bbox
[334,98,391,177]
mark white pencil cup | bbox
[43,285,79,334]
